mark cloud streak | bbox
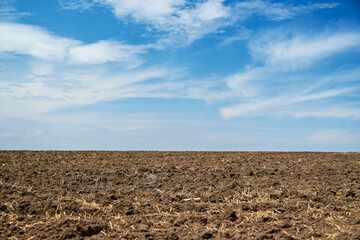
[221,28,360,120]
[0,0,30,21]
[234,1,340,21]
[58,0,94,10]
[220,87,357,119]
[68,40,146,66]
[0,22,146,65]
[249,31,360,66]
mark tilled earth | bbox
[0,151,359,239]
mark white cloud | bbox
[58,0,94,10]
[95,0,185,22]
[221,28,360,120]
[191,0,229,22]
[0,22,147,65]
[68,40,146,66]
[0,63,193,119]
[0,22,79,61]
[291,106,360,120]
[308,130,360,145]
[0,0,30,21]
[1,1,353,126]
[0,57,232,121]
[234,1,339,21]
[226,66,268,98]
[31,62,55,76]
[225,31,360,98]
[219,87,356,119]
[0,21,230,120]
[0,97,64,119]
[249,31,360,66]
[60,0,340,46]
[219,27,253,46]
[134,0,232,46]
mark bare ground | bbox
[0,151,359,239]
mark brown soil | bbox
[0,151,359,239]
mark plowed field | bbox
[1,151,359,239]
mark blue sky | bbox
[0,0,359,151]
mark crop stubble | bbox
[0,151,359,239]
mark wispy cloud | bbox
[94,0,186,22]
[68,40,146,66]
[234,1,339,21]
[291,106,360,120]
[221,28,360,120]
[0,0,30,21]
[220,87,357,119]
[0,22,147,66]
[218,27,253,46]
[98,0,232,46]
[30,62,55,76]
[60,0,340,47]
[0,22,79,61]
[58,0,94,10]
[249,30,360,66]
[1,1,356,132]
[0,66,181,111]
[0,21,231,121]
[0,59,227,121]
